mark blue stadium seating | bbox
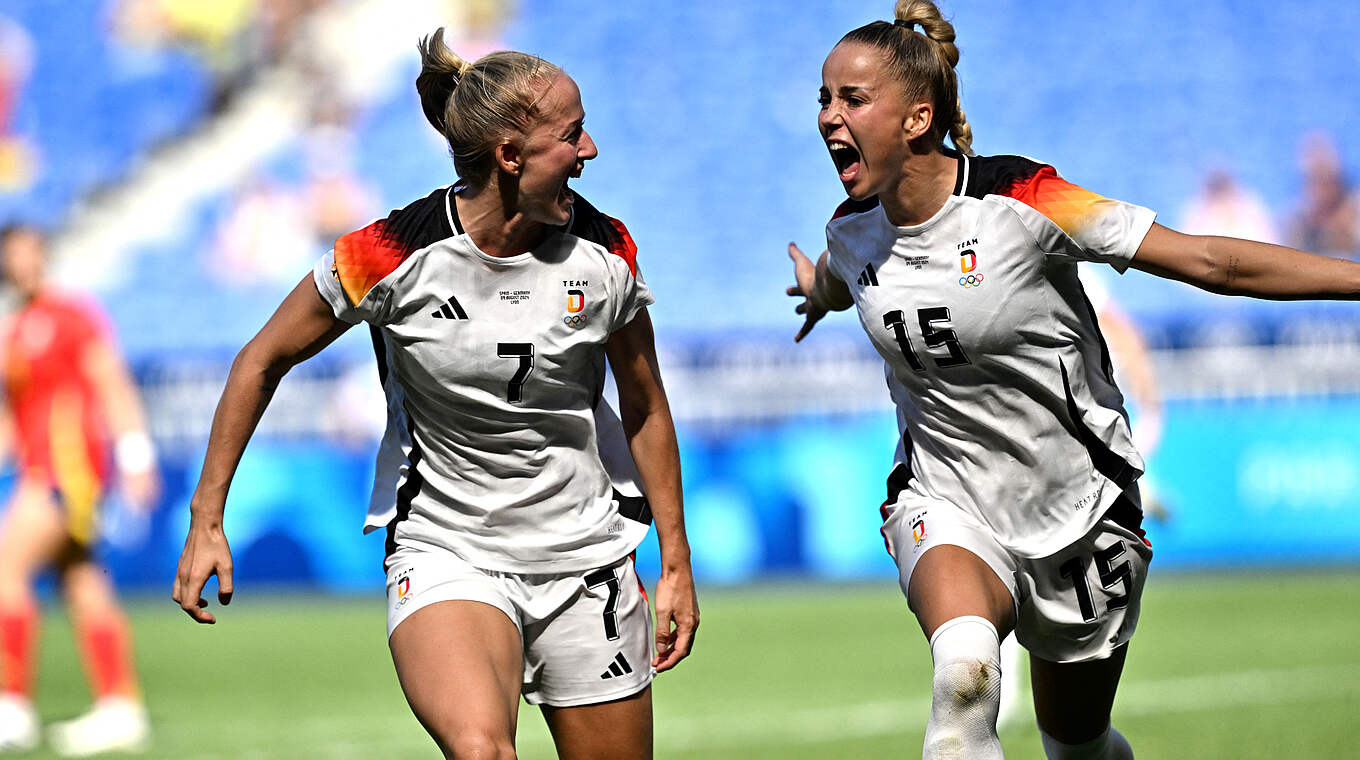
[0,0,209,227]
[24,0,1350,358]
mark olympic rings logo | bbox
[563,314,588,328]
[958,273,984,288]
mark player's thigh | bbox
[1030,643,1128,744]
[0,482,68,597]
[887,500,1016,638]
[540,686,652,760]
[388,600,524,756]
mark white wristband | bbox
[115,431,156,474]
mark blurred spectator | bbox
[1287,131,1360,259]
[111,0,326,111]
[303,121,378,248]
[210,126,376,287]
[1178,168,1279,243]
[259,0,327,66]
[455,0,520,62]
[112,0,259,109]
[209,176,314,285]
[0,15,36,192]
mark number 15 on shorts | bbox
[1058,541,1132,623]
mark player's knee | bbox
[925,658,1003,753]
[923,616,1004,759]
[438,729,517,760]
[60,567,117,617]
[934,656,1002,710]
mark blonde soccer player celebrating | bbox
[788,2,1360,758]
[175,30,697,759]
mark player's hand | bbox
[652,564,698,673]
[121,468,161,514]
[172,517,234,624]
[786,242,827,342]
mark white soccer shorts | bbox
[883,490,1152,664]
[385,543,654,706]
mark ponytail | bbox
[414,29,562,187]
[842,1,974,155]
[416,27,471,135]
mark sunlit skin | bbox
[1,228,47,302]
[818,41,957,227]
[516,72,597,225]
[456,72,599,257]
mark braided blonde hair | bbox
[416,28,562,186]
[841,1,974,155]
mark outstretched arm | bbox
[172,275,351,623]
[605,308,697,672]
[786,243,853,341]
[1130,223,1360,299]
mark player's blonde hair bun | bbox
[840,1,973,155]
[415,28,562,186]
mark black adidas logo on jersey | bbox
[431,294,469,320]
[857,263,879,287]
[599,652,633,680]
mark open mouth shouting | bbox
[559,162,588,209]
[828,141,862,185]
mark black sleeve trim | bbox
[564,193,639,274]
[963,154,1047,200]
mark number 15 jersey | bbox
[825,152,1157,559]
[314,187,654,573]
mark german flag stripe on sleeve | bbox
[605,217,639,276]
[999,164,1109,239]
[333,220,412,307]
[565,194,640,276]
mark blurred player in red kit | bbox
[0,223,158,756]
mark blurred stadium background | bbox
[1,0,1358,757]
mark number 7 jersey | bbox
[825,152,1156,559]
[314,186,654,573]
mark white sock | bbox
[1040,724,1134,760]
[922,616,1004,759]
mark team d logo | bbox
[911,516,927,549]
[958,249,984,288]
[394,574,413,609]
[563,288,588,328]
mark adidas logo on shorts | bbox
[599,652,633,680]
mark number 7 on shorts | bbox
[584,568,621,641]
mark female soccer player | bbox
[0,224,159,756]
[173,30,697,760]
[787,2,1360,757]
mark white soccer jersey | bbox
[313,186,654,572]
[826,152,1157,558]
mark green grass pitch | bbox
[16,569,1360,758]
